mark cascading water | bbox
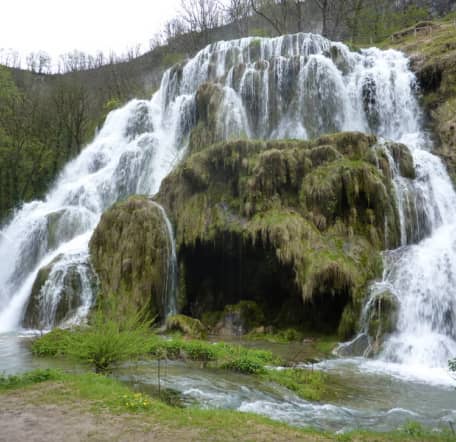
[149,201,178,317]
[0,32,454,381]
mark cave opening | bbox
[179,232,351,334]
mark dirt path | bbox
[0,385,199,442]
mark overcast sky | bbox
[1,0,182,61]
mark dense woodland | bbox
[0,0,455,220]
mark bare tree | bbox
[250,0,285,34]
[223,0,252,36]
[180,0,221,45]
[0,49,21,68]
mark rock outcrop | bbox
[89,196,172,319]
[155,132,413,337]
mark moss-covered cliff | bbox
[384,18,456,181]
[89,196,172,320]
[155,132,412,337]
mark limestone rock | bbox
[89,196,172,319]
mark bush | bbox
[31,328,73,356]
[182,341,218,362]
[221,356,265,374]
[32,308,152,373]
[66,312,150,372]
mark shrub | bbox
[66,312,150,373]
[182,341,218,362]
[31,328,73,356]
[32,308,152,373]
[222,356,265,374]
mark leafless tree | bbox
[222,0,252,35]
[180,0,221,44]
[0,49,21,68]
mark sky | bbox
[0,0,182,63]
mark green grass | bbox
[263,368,327,401]
[0,370,454,441]
[32,327,281,375]
[0,369,63,391]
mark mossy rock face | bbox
[89,196,171,320]
[385,20,456,182]
[157,133,408,337]
[165,314,207,339]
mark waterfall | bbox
[149,201,178,317]
[0,32,454,376]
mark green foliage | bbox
[31,328,74,356]
[161,52,185,67]
[402,421,425,437]
[221,356,266,374]
[183,341,218,361]
[70,309,152,372]
[103,97,122,113]
[32,308,152,373]
[349,4,429,44]
[0,369,62,390]
[263,368,327,401]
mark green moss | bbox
[157,133,403,339]
[165,314,207,339]
[381,17,456,182]
[337,305,359,340]
[89,196,171,320]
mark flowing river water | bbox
[0,33,455,433]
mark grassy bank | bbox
[30,326,331,401]
[0,369,454,442]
